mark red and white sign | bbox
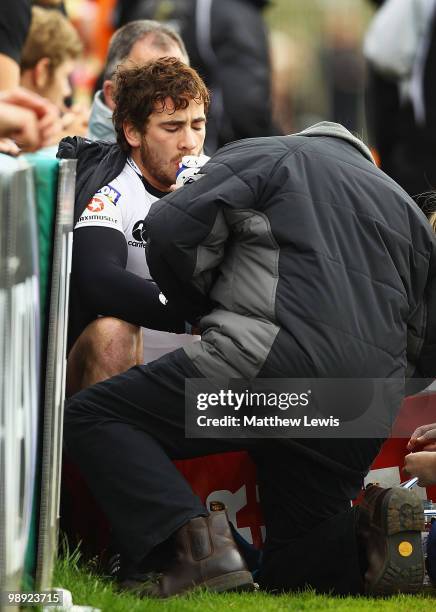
[175,452,265,548]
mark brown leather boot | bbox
[119,502,254,598]
[357,485,424,595]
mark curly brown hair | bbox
[112,57,210,152]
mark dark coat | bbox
[146,123,436,399]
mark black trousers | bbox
[64,349,383,595]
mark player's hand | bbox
[407,422,436,452]
[403,451,436,487]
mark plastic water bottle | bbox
[175,154,210,187]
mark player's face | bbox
[138,96,206,191]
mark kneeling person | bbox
[59,58,209,395]
[64,121,436,597]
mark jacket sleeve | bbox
[145,160,254,323]
[210,0,278,140]
[413,267,436,379]
[406,237,436,393]
[72,226,185,332]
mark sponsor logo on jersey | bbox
[128,219,148,248]
[87,196,105,213]
[78,214,118,224]
[127,240,146,248]
[96,184,121,206]
[132,219,146,241]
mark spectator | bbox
[0,0,31,90]
[20,6,86,142]
[58,58,208,395]
[320,7,365,133]
[364,0,436,202]
[117,0,279,153]
[64,122,435,597]
[88,20,188,142]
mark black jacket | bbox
[146,123,436,408]
[119,0,279,152]
[0,0,31,63]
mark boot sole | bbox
[368,488,424,596]
[202,570,255,593]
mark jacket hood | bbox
[297,121,375,164]
[57,135,88,159]
[57,135,115,162]
[87,90,116,143]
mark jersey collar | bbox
[127,157,170,198]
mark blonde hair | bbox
[429,212,436,233]
[21,7,82,73]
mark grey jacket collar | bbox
[296,121,375,164]
[87,90,116,142]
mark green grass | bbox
[51,546,436,612]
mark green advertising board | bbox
[0,151,75,602]
[0,155,40,601]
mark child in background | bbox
[20,6,88,143]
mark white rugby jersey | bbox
[74,157,199,362]
[75,157,157,280]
